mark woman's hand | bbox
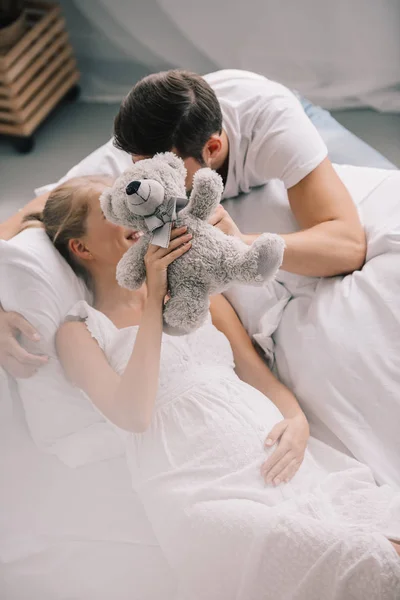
[208,205,244,240]
[260,413,310,485]
[144,226,192,302]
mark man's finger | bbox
[10,312,40,342]
[208,214,220,226]
[3,355,39,379]
[8,338,48,366]
[208,205,225,226]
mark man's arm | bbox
[0,191,49,241]
[242,158,366,277]
[0,192,50,377]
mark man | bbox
[0,69,366,378]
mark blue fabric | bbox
[298,95,397,170]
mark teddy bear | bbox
[100,152,285,335]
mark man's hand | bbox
[0,307,48,378]
[260,413,310,485]
[0,191,49,242]
[208,205,243,240]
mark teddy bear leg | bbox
[230,233,285,285]
[163,283,210,335]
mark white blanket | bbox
[256,168,400,489]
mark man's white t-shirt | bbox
[203,70,328,199]
[36,69,328,203]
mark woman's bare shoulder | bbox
[56,317,112,389]
[56,319,98,355]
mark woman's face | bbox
[71,186,142,269]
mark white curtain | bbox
[61,0,400,111]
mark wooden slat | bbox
[0,83,11,97]
[0,109,19,123]
[18,60,76,122]
[0,3,81,140]
[26,14,46,26]
[0,4,61,70]
[0,121,23,135]
[12,47,74,110]
[20,69,79,135]
[4,17,66,84]
[0,96,12,109]
[9,31,69,95]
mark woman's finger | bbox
[147,227,188,254]
[275,458,302,484]
[262,451,294,485]
[265,420,288,447]
[170,226,188,240]
[261,443,291,478]
[155,233,192,257]
[163,241,192,266]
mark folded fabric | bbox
[274,168,400,489]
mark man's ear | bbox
[156,152,187,177]
[205,135,222,164]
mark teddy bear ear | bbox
[156,152,186,177]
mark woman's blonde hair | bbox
[24,175,113,288]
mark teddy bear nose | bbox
[126,181,141,196]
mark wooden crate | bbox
[0,0,79,139]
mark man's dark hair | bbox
[114,70,223,163]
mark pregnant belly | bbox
[129,375,284,485]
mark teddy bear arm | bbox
[186,168,224,221]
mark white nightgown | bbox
[66,300,400,600]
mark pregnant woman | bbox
[25,175,400,600]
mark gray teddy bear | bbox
[100,152,285,335]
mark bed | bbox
[0,101,399,599]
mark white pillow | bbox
[0,229,124,467]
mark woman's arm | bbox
[210,293,309,485]
[56,296,163,433]
[56,226,192,433]
[0,191,49,241]
[210,294,303,419]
